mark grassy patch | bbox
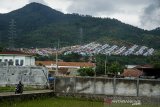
[0,97,158,107]
[0,86,15,92]
[1,97,102,107]
[0,86,44,92]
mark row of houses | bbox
[36,61,160,79]
[0,51,159,79]
[35,61,95,76]
[64,42,155,56]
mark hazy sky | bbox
[0,0,160,30]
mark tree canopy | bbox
[78,67,95,76]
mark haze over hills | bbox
[0,2,159,49]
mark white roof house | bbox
[0,52,35,66]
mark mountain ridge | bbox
[0,3,159,49]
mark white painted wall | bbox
[25,56,35,66]
[0,55,35,66]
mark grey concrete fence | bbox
[54,76,160,97]
[0,66,48,88]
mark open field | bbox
[0,97,158,107]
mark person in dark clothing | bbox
[15,81,23,94]
[48,76,55,89]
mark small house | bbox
[0,51,35,66]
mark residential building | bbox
[0,51,35,66]
[36,61,95,69]
[122,65,160,79]
[36,61,95,76]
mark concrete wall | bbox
[0,66,48,87]
[55,77,160,97]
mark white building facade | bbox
[0,52,35,66]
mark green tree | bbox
[61,53,82,62]
[95,54,125,76]
[0,46,3,52]
[153,62,160,68]
[95,54,105,75]
[0,43,6,52]
[78,67,95,76]
[150,51,160,68]
[35,54,56,61]
[108,62,124,75]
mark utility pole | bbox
[105,55,107,75]
[94,57,97,77]
[55,40,59,76]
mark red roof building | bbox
[122,69,143,77]
[36,61,95,69]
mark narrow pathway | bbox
[0,90,53,97]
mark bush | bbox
[78,67,95,76]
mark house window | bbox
[4,59,8,62]
[20,60,24,66]
[15,59,19,66]
[8,59,14,65]
[0,59,2,62]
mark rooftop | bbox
[122,68,143,77]
[0,51,34,56]
[36,61,95,67]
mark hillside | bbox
[0,2,160,49]
[149,27,160,35]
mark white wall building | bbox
[0,52,35,66]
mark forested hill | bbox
[0,2,160,49]
[150,27,160,35]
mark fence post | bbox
[74,77,77,94]
[136,78,139,97]
[54,76,56,92]
[94,77,96,95]
[102,78,105,95]
[113,77,116,96]
[65,77,67,96]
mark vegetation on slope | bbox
[0,3,159,49]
